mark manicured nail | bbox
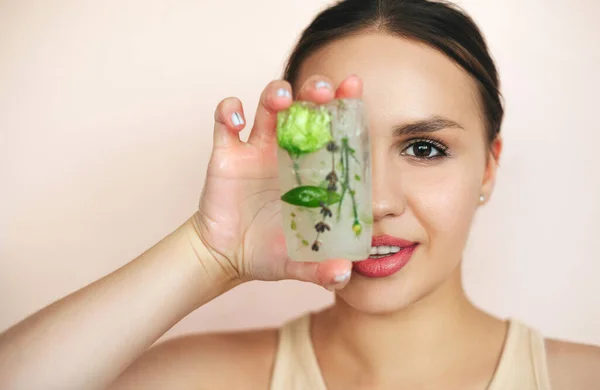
[276,88,291,98]
[315,81,332,90]
[333,270,351,283]
[231,112,244,126]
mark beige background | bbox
[1,0,599,345]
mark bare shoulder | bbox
[545,338,600,390]
[109,327,279,390]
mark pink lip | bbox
[353,235,418,278]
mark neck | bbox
[312,265,505,385]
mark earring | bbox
[479,194,485,203]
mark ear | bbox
[480,135,503,204]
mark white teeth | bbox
[370,245,402,256]
[377,245,391,255]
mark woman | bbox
[1,0,598,389]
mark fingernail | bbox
[333,270,351,283]
[324,270,352,292]
[276,88,291,98]
[231,112,244,126]
[315,81,332,90]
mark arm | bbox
[0,75,358,390]
[546,338,600,390]
[108,329,278,390]
[0,217,239,390]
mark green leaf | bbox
[281,186,341,208]
[302,239,309,246]
[354,174,361,181]
[291,220,297,231]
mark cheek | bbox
[402,159,483,246]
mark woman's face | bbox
[295,33,501,313]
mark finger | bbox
[213,97,246,148]
[247,80,293,148]
[284,258,353,291]
[295,74,336,104]
[335,74,363,99]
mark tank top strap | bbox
[270,313,327,390]
[487,318,552,390]
[528,324,552,389]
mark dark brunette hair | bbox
[283,0,504,143]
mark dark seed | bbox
[315,222,331,233]
[327,182,337,192]
[311,241,321,251]
[326,141,339,152]
[320,207,332,218]
[326,171,338,182]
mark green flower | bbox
[277,102,332,156]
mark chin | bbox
[335,273,424,314]
[335,266,455,315]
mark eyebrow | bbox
[392,116,464,137]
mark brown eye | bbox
[404,140,444,158]
[414,142,434,157]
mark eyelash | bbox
[399,137,450,160]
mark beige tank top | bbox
[270,313,552,390]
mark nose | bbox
[371,151,405,221]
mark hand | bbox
[192,75,363,290]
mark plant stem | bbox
[313,141,337,251]
[290,153,302,185]
[336,143,346,220]
[343,138,359,223]
[331,148,335,175]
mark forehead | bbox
[296,33,483,129]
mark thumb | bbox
[284,258,353,291]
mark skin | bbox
[301,33,507,389]
[0,32,599,390]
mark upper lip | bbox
[371,235,417,248]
